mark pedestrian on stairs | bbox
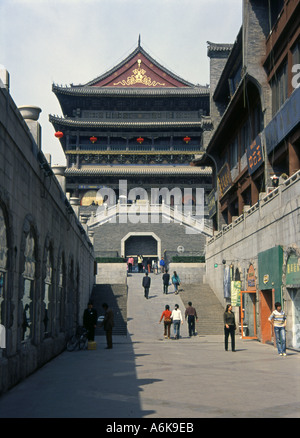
[185,301,198,337]
[142,272,151,299]
[172,271,181,294]
[162,269,170,294]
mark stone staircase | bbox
[90,281,224,337]
[90,284,128,336]
[179,283,224,335]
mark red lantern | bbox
[183,136,191,144]
[90,136,97,144]
[55,131,63,139]
[137,137,144,144]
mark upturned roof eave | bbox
[49,115,205,129]
[213,35,243,101]
[65,165,212,176]
[52,84,210,96]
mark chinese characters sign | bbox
[207,189,216,218]
[218,163,232,197]
[247,135,264,175]
[286,255,300,286]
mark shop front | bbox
[240,264,258,339]
[258,246,283,344]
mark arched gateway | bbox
[121,232,161,260]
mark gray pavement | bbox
[0,273,299,418]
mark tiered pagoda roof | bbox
[49,41,212,177]
[51,42,209,117]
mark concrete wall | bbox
[168,263,206,284]
[96,263,127,285]
[0,84,94,394]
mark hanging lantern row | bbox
[55,132,191,145]
[55,132,99,144]
[54,131,64,139]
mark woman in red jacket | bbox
[159,305,172,339]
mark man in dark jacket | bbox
[142,272,151,299]
[162,269,170,294]
[83,301,98,341]
[102,303,114,349]
[185,301,198,337]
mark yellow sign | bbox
[263,274,269,284]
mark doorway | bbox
[121,232,161,260]
[241,291,257,339]
[259,289,274,343]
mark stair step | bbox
[180,283,225,335]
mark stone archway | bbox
[121,232,161,259]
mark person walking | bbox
[138,255,144,273]
[159,257,165,273]
[171,304,183,339]
[159,304,172,339]
[162,269,170,294]
[102,303,114,349]
[83,301,98,341]
[269,302,287,356]
[152,259,158,274]
[185,301,198,337]
[172,271,181,294]
[142,271,151,299]
[127,256,134,273]
[224,304,236,352]
[146,258,151,273]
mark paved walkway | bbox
[0,273,299,418]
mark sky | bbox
[0,0,243,165]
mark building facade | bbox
[195,0,300,350]
[50,41,213,262]
[0,71,95,394]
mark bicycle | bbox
[66,326,88,351]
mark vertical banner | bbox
[223,266,231,299]
[231,281,241,306]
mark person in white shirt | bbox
[171,304,183,339]
[269,302,287,356]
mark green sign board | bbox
[286,255,300,286]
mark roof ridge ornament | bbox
[113,57,166,87]
[138,34,141,47]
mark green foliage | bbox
[95,257,126,263]
[171,256,205,263]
